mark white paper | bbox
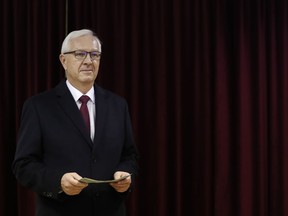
[79,173,132,184]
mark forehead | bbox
[69,35,100,51]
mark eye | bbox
[74,51,87,59]
[90,52,101,59]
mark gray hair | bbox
[60,29,102,53]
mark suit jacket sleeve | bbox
[12,97,64,198]
[115,100,139,174]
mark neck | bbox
[67,80,93,94]
[78,85,92,94]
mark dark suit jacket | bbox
[13,80,138,216]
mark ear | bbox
[59,54,67,70]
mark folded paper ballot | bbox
[79,173,132,184]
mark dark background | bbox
[1,0,288,216]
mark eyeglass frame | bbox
[63,50,101,60]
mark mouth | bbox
[80,69,93,73]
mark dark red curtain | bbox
[1,0,288,216]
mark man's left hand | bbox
[110,171,131,193]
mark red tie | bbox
[79,95,90,134]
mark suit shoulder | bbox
[25,89,55,104]
[24,80,67,104]
[96,85,127,102]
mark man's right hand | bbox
[61,172,88,195]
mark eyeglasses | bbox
[63,50,101,60]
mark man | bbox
[12,29,138,216]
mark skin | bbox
[59,34,131,195]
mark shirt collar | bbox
[66,80,95,103]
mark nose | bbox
[83,53,93,63]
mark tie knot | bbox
[79,95,90,104]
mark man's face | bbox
[59,35,101,89]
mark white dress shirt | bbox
[66,80,96,140]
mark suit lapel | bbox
[54,81,93,147]
[93,85,107,148]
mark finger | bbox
[69,174,88,187]
[70,173,82,181]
